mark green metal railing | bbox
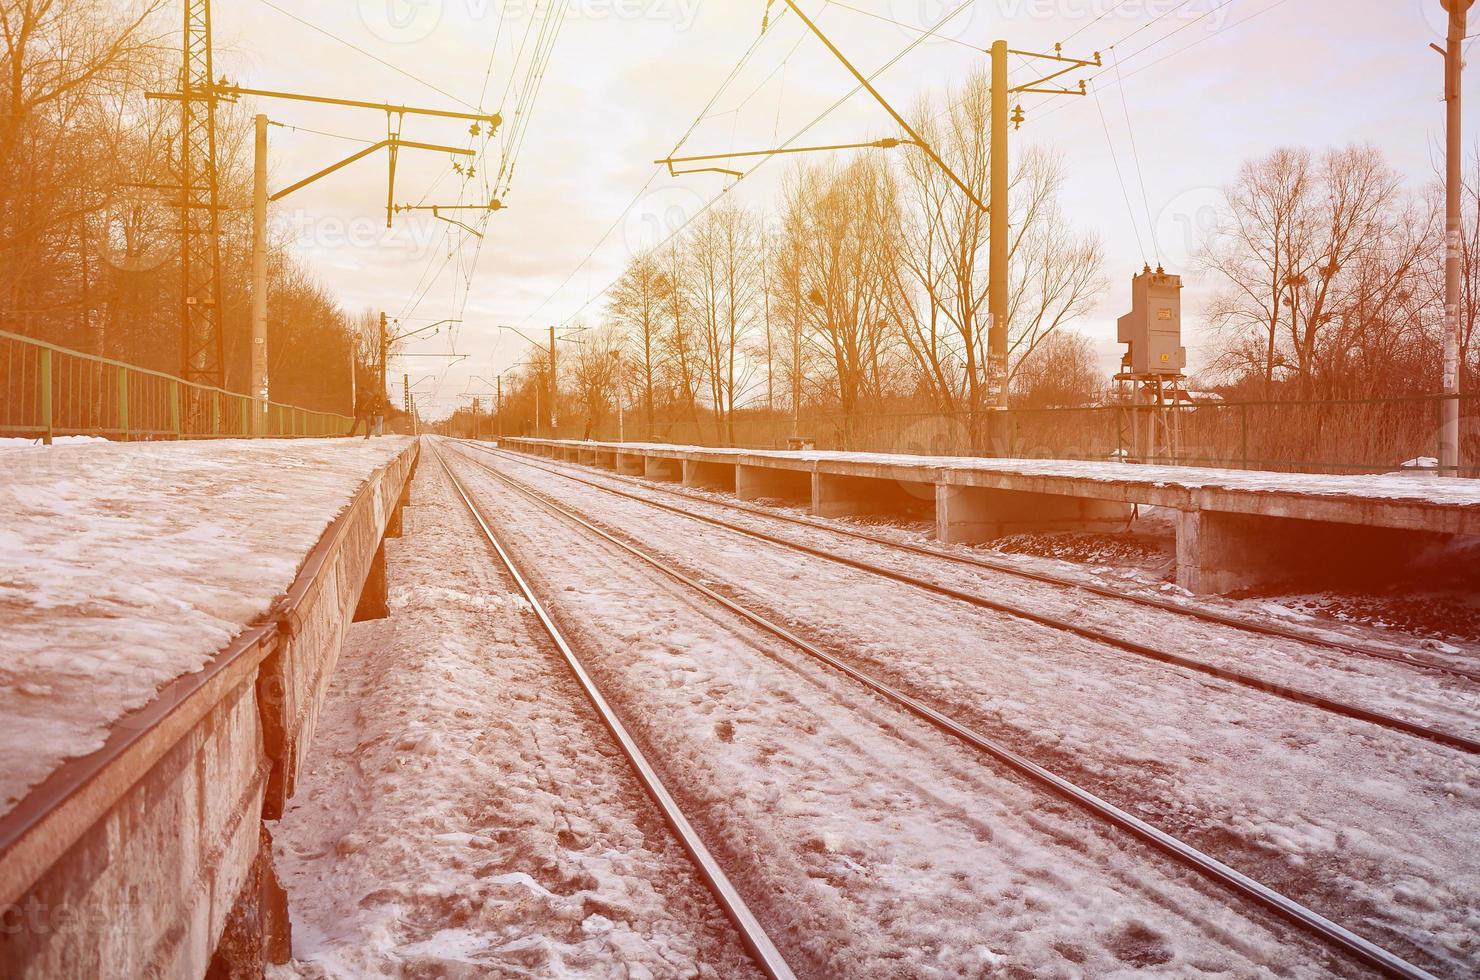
[1,329,354,443]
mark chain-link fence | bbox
[1,329,353,442]
[565,393,1479,477]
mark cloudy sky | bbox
[209,0,1474,415]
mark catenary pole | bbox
[989,41,1010,420]
[251,114,268,433]
[549,324,558,438]
[1441,1,1471,475]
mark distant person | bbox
[348,388,375,439]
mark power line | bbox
[823,0,983,52]
[1032,0,1274,125]
[514,168,664,327]
[1112,46,1158,264]
[251,0,480,110]
[550,0,981,329]
[1060,0,1137,44]
[668,20,784,158]
[512,9,805,327]
[1094,85,1147,262]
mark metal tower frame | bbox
[179,0,225,393]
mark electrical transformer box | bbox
[1117,267,1186,377]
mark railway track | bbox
[461,441,1480,756]
[440,439,1444,980]
[467,440,1480,684]
[430,443,797,980]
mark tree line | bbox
[492,72,1480,453]
[1,0,376,418]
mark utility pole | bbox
[379,312,389,405]
[497,375,503,439]
[987,43,1096,409]
[403,373,411,431]
[762,3,1091,452]
[988,41,1010,413]
[150,1,496,424]
[1441,0,1472,475]
[251,113,269,433]
[492,325,586,437]
[472,397,480,440]
[176,0,226,406]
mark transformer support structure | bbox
[1116,374,1186,465]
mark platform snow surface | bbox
[519,438,1480,507]
[268,454,759,979]
[0,436,411,814]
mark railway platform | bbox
[507,437,1480,594]
[0,436,417,977]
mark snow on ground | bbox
[0,436,109,447]
[462,444,1480,977]
[443,444,1361,979]
[522,438,1480,508]
[0,436,411,814]
[478,444,1480,732]
[268,454,759,980]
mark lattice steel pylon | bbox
[178,0,225,397]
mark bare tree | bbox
[1203,144,1433,399]
[658,238,704,435]
[1011,329,1102,408]
[607,249,669,432]
[781,154,899,447]
[571,325,621,439]
[889,71,1104,439]
[685,204,758,444]
[1200,147,1313,395]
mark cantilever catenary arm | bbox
[270,139,472,202]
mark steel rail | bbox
[429,443,795,980]
[461,444,1480,756]
[466,440,1480,684]
[446,442,1439,980]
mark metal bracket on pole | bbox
[270,138,473,203]
[655,138,919,179]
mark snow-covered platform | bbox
[0,436,419,976]
[507,437,1480,593]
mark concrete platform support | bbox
[682,459,737,492]
[0,678,285,978]
[935,485,1134,544]
[616,452,645,476]
[736,464,811,503]
[579,447,598,466]
[595,450,618,469]
[812,472,936,520]
[352,541,389,622]
[1174,509,1453,594]
[643,456,681,481]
